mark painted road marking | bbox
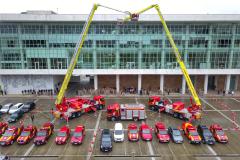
[204,109,240,112]
[165,96,172,103]
[147,141,155,160]
[207,145,221,160]
[232,98,240,103]
[135,97,139,104]
[201,98,240,128]
[168,144,177,159]
[86,110,102,160]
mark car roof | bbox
[13,103,23,106]
[4,103,13,106]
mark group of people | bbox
[21,89,55,95]
[0,90,7,96]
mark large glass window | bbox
[212,24,232,35]
[189,24,209,34]
[232,52,240,68]
[97,52,116,69]
[22,40,46,48]
[168,24,186,34]
[95,24,116,34]
[188,37,208,48]
[96,40,115,48]
[142,24,162,34]
[120,52,138,69]
[77,51,93,69]
[142,52,161,69]
[50,58,67,69]
[0,24,18,34]
[119,24,139,34]
[210,52,229,69]
[27,58,48,69]
[187,51,207,69]
[21,24,44,34]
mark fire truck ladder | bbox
[55,4,130,105]
[123,4,201,108]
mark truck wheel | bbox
[111,117,116,121]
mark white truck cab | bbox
[113,123,124,142]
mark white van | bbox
[113,123,124,142]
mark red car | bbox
[154,122,170,143]
[127,123,139,141]
[71,125,85,145]
[34,122,54,145]
[182,122,201,144]
[0,125,23,146]
[55,126,70,145]
[0,122,8,135]
[17,125,37,144]
[210,124,228,143]
[139,123,152,141]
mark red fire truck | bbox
[107,103,147,121]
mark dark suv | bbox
[197,125,215,145]
[22,102,35,113]
[100,129,112,152]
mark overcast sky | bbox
[1,0,240,14]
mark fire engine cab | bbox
[107,103,147,121]
[182,122,201,144]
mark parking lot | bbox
[0,95,240,160]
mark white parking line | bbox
[20,144,35,160]
[135,97,139,104]
[33,99,39,103]
[147,141,155,160]
[168,144,177,159]
[165,96,172,103]
[232,98,240,103]
[201,98,240,128]
[86,111,102,160]
[204,109,240,112]
[207,145,221,160]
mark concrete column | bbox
[214,76,218,89]
[138,75,142,94]
[94,75,98,90]
[204,75,209,94]
[116,75,120,93]
[182,75,186,94]
[160,75,164,94]
[225,75,231,93]
[235,75,239,90]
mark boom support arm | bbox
[55,4,99,105]
[124,4,201,107]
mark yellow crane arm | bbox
[124,4,201,107]
[55,4,99,105]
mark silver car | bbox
[8,103,24,114]
[0,103,13,113]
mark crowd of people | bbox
[21,89,56,95]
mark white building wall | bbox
[0,75,54,94]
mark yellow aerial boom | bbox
[55,4,201,109]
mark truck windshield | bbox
[37,131,47,136]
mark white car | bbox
[0,103,13,113]
[8,103,24,114]
[113,123,124,142]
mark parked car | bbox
[22,101,36,113]
[139,123,152,141]
[0,122,8,136]
[17,125,37,144]
[8,103,24,114]
[34,122,54,146]
[113,123,124,142]
[127,123,139,141]
[71,125,85,145]
[168,127,183,143]
[154,122,170,143]
[210,124,228,143]
[0,103,13,113]
[7,110,24,123]
[197,125,215,145]
[55,126,70,145]
[100,129,112,152]
[0,125,23,146]
[0,155,10,160]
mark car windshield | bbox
[73,132,82,137]
[115,130,123,135]
[189,131,199,136]
[159,130,167,135]
[57,132,66,137]
[216,130,225,136]
[20,131,30,136]
[37,131,47,136]
[203,130,212,136]
[2,105,9,109]
[173,130,181,136]
[129,130,137,134]
[3,131,13,137]
[11,106,18,109]
[142,129,150,134]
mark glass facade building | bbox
[0,12,239,94]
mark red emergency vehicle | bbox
[71,125,85,145]
[107,103,147,121]
[139,123,152,141]
[154,122,170,143]
[0,122,8,135]
[0,125,23,146]
[17,125,37,144]
[55,126,70,145]
[127,123,139,141]
[182,122,201,144]
[34,122,54,145]
[210,124,228,143]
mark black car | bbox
[168,127,183,143]
[197,125,215,145]
[0,155,10,160]
[7,110,24,123]
[22,102,35,113]
[100,129,112,152]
